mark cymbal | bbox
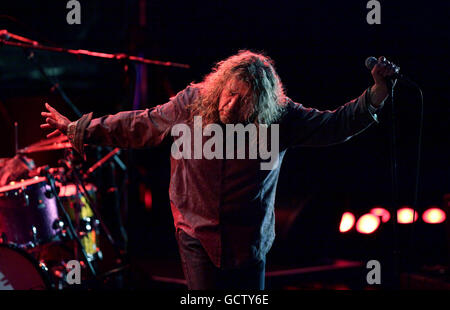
[26,135,68,148]
[18,136,72,154]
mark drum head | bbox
[0,244,51,290]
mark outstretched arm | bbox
[284,57,396,147]
[41,85,197,156]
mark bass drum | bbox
[0,244,52,290]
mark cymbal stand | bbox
[63,150,125,263]
[44,169,97,278]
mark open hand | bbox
[40,103,71,138]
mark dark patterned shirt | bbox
[70,85,382,268]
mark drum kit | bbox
[0,28,189,290]
[0,135,126,290]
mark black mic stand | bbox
[387,78,401,289]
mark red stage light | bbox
[370,207,391,223]
[144,188,153,210]
[422,207,446,224]
[397,207,418,224]
[339,212,356,233]
[139,183,153,211]
[356,214,380,234]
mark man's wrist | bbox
[369,84,388,108]
[67,121,77,143]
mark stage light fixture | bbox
[397,207,418,224]
[356,214,380,234]
[339,212,356,233]
[370,207,391,223]
[422,207,446,224]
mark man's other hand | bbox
[370,56,397,107]
[40,103,71,138]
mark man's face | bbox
[218,78,251,124]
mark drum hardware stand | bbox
[72,163,126,263]
[84,147,128,251]
[0,29,190,69]
[14,121,19,155]
[0,28,189,120]
[61,148,127,266]
[84,148,125,177]
[42,168,97,279]
[2,28,185,171]
[31,225,38,245]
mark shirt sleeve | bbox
[68,85,196,156]
[283,87,383,147]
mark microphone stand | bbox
[1,28,189,168]
[387,79,401,289]
[0,30,190,68]
[24,49,82,118]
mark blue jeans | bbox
[176,229,265,290]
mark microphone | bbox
[365,56,418,87]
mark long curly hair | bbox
[189,50,286,125]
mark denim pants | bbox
[176,229,265,290]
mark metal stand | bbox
[44,170,97,278]
[387,79,401,289]
[71,166,125,261]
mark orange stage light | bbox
[397,207,418,224]
[339,212,356,233]
[370,207,391,223]
[356,214,380,234]
[422,207,446,224]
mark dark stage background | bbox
[0,1,448,289]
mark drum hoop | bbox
[0,243,54,290]
[0,176,47,193]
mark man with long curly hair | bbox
[41,50,396,289]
